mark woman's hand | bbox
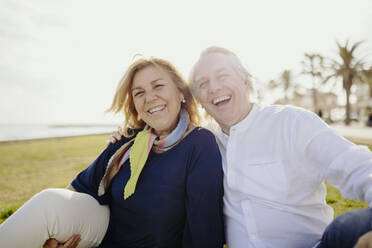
[106,126,124,145]
[43,235,80,248]
[355,231,372,248]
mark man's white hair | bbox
[188,46,254,95]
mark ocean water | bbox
[0,124,119,142]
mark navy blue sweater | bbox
[72,127,224,248]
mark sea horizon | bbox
[0,123,120,142]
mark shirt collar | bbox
[217,103,261,138]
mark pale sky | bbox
[1,0,371,124]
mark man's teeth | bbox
[212,95,231,105]
[148,105,165,114]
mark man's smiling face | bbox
[193,52,252,133]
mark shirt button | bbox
[250,234,257,240]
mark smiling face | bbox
[193,52,253,134]
[131,65,183,136]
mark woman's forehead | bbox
[132,65,171,86]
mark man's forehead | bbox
[199,52,233,68]
[196,66,228,76]
[194,63,234,82]
[200,52,229,64]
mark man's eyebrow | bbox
[216,68,227,74]
[131,78,163,91]
[195,68,228,83]
[195,76,207,84]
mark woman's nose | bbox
[145,90,157,102]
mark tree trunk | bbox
[312,88,318,113]
[284,90,288,104]
[345,87,351,125]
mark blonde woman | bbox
[0,58,224,248]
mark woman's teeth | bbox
[148,105,165,114]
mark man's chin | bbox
[210,112,233,123]
[215,118,235,127]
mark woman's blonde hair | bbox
[107,57,201,137]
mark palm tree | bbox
[280,70,294,103]
[267,71,296,104]
[301,53,326,113]
[362,67,372,97]
[325,40,368,125]
[268,79,277,89]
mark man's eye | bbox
[199,81,208,88]
[154,84,164,89]
[218,74,227,80]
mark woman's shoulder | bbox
[189,126,216,137]
[183,127,222,170]
[185,126,218,146]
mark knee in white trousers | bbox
[0,188,110,248]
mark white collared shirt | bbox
[212,103,372,248]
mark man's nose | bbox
[208,79,222,93]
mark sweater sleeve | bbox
[292,109,372,206]
[71,137,130,204]
[182,128,224,248]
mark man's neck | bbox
[220,103,254,135]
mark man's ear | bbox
[245,78,253,91]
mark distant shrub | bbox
[327,199,337,204]
[0,206,18,223]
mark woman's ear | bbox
[181,94,186,103]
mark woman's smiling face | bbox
[131,65,183,136]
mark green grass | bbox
[0,134,108,223]
[324,144,372,216]
[0,135,370,224]
[326,183,368,216]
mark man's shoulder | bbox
[258,104,309,119]
[257,104,327,136]
[250,104,320,131]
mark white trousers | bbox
[0,188,110,248]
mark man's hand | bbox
[355,231,372,248]
[106,126,124,145]
[43,235,80,248]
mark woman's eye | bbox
[154,84,164,89]
[134,91,144,97]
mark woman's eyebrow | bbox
[150,78,163,84]
[131,78,163,91]
[131,86,142,92]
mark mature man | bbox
[110,47,372,248]
[188,46,372,248]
